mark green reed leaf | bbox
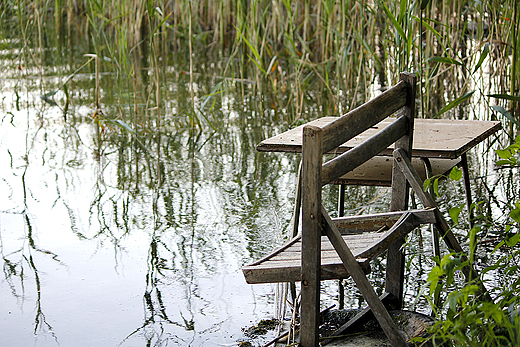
[490,105,520,127]
[488,94,520,102]
[473,43,489,73]
[436,91,475,117]
[380,1,407,44]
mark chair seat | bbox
[242,209,436,284]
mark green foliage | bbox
[495,135,520,167]
[418,140,520,346]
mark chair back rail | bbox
[320,115,409,185]
[320,80,409,154]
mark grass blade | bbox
[435,91,475,117]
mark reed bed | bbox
[1,0,519,127]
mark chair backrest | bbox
[301,72,416,234]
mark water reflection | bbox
[1,8,519,347]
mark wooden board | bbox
[332,156,461,186]
[257,117,501,159]
[242,233,373,284]
[242,209,436,284]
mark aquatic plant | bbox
[2,0,518,127]
[416,136,520,346]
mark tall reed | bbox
[4,0,519,124]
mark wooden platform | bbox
[242,209,436,284]
[257,117,501,159]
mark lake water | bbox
[0,13,517,347]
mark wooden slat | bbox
[321,116,409,185]
[320,81,408,153]
[332,208,436,233]
[331,156,461,187]
[300,125,323,346]
[242,233,378,284]
[242,208,436,284]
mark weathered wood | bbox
[331,156,461,187]
[242,209,436,284]
[393,148,491,302]
[256,117,501,159]
[300,125,323,346]
[385,72,416,308]
[321,206,408,347]
[332,208,436,233]
[320,81,408,153]
[321,116,409,185]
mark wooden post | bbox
[300,125,323,347]
[384,72,416,308]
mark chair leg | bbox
[321,206,408,347]
[461,153,474,229]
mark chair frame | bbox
[299,72,489,346]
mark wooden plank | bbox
[321,116,408,185]
[321,206,408,347]
[320,81,408,153]
[242,209,436,284]
[300,125,323,346]
[256,118,501,159]
[331,156,461,187]
[242,233,384,284]
[332,208,437,232]
[384,72,415,307]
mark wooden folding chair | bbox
[242,72,489,346]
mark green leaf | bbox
[505,233,520,247]
[449,166,463,181]
[433,177,440,196]
[426,56,464,66]
[449,205,462,225]
[490,105,520,128]
[488,93,520,102]
[469,226,480,263]
[423,177,431,191]
[473,43,489,73]
[495,148,512,160]
[436,91,475,117]
[380,1,407,44]
[496,159,514,166]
